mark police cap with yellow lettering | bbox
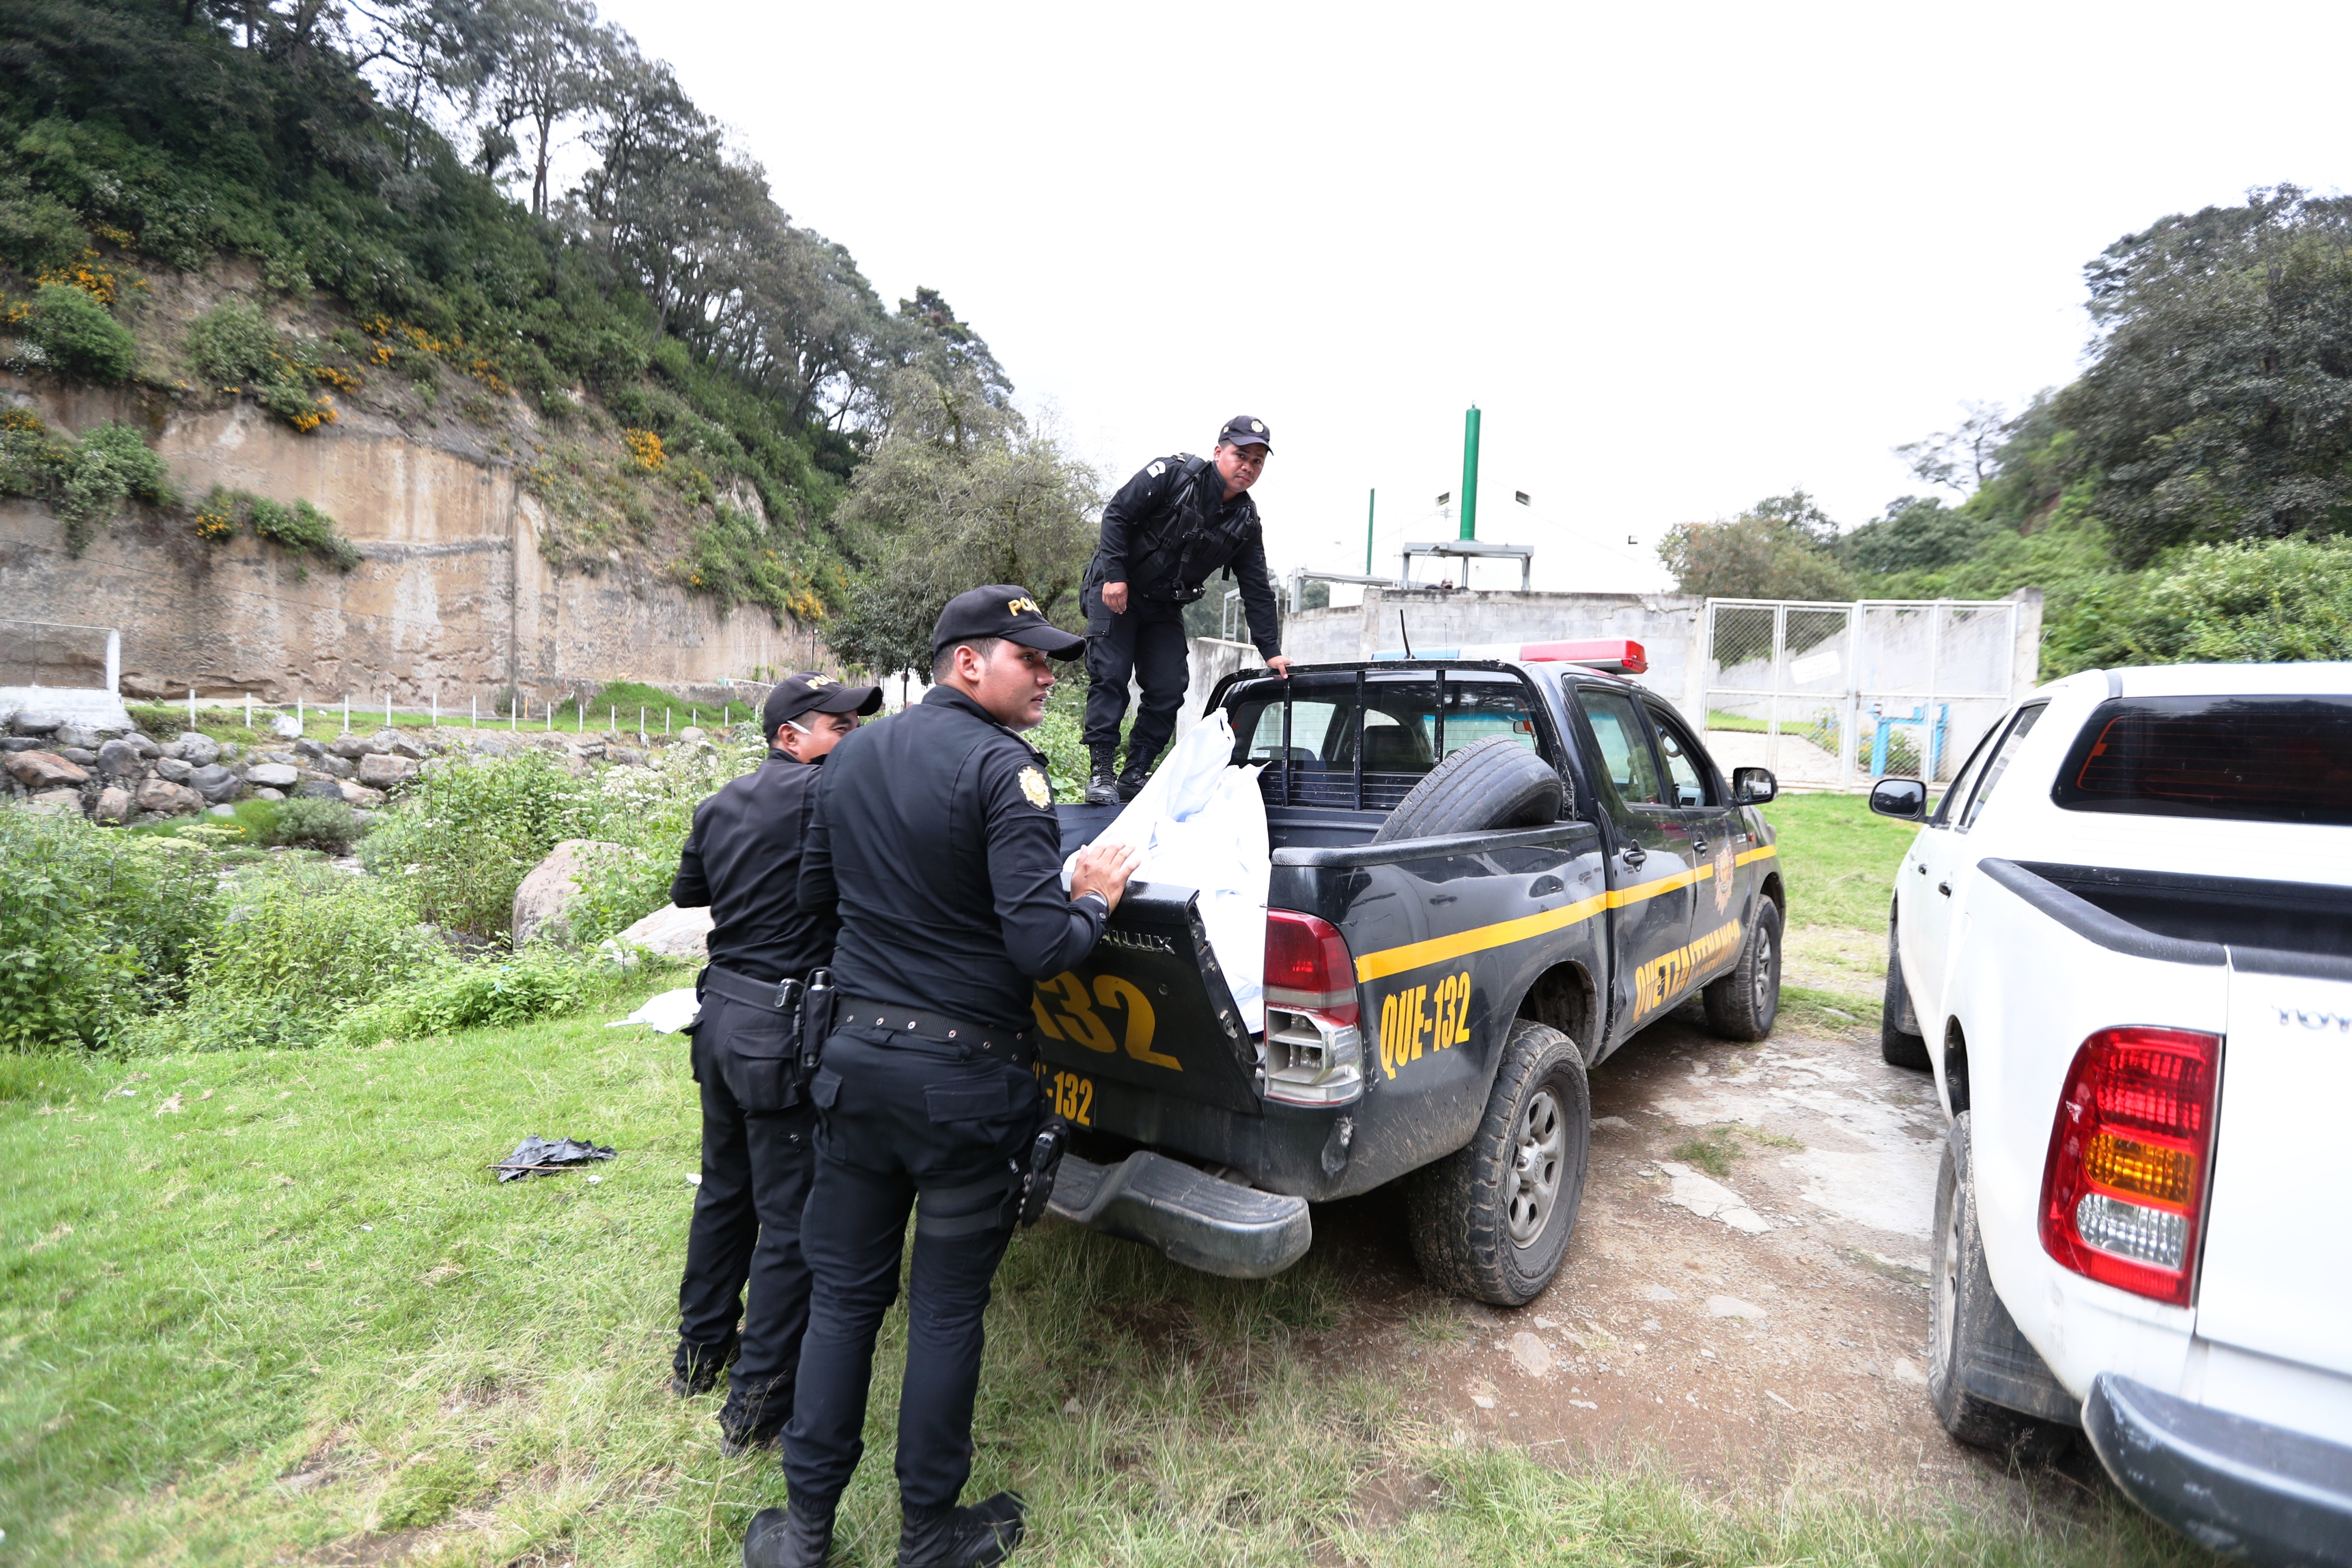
[930,584,1086,662]
[762,669,883,737]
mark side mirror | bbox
[1868,777,1928,821]
[1731,766,1777,806]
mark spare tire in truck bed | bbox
[1370,737,1569,843]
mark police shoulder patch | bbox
[1146,460,1166,478]
[1018,766,1052,809]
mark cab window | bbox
[1228,671,1546,810]
[1647,705,1712,808]
[1960,702,2047,831]
[1574,689,1663,806]
[1931,722,2001,827]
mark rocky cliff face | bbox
[0,373,817,705]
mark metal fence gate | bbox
[1699,598,2025,791]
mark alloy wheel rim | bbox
[1508,1085,1566,1247]
[1753,927,1775,1016]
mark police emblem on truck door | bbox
[1712,836,1737,915]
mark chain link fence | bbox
[1700,598,2025,790]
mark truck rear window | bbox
[1228,672,1545,810]
[2052,696,2352,827]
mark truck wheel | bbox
[1406,1019,1590,1306]
[1370,737,1569,844]
[1702,898,1781,1041]
[1929,1113,2069,1457]
[1880,917,1931,1069]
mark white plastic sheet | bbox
[1066,712,1270,1033]
[607,986,701,1033]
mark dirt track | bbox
[1296,1003,2097,1501]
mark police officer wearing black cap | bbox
[739,589,1139,1568]
[1082,415,1294,805]
[669,670,882,1456]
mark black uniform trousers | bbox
[782,1027,1041,1511]
[676,992,817,1431]
[1082,579,1191,773]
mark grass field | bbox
[124,684,748,749]
[0,790,2199,1566]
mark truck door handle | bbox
[1691,836,1709,855]
[1620,845,1647,869]
[1916,864,1927,874]
[1937,881,1951,897]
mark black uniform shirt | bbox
[1097,453,1283,656]
[671,750,837,984]
[799,686,1108,1031]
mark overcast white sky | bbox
[590,0,2350,593]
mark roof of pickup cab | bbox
[2088,662,2352,699]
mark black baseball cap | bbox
[764,670,882,736]
[1218,415,1272,450]
[930,585,1087,662]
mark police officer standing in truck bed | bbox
[738,589,1140,1568]
[668,671,880,1455]
[1082,415,1294,805]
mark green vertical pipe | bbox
[1460,405,1481,541]
[1366,488,1376,574]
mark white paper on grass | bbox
[608,987,701,1033]
[1065,712,1270,1033]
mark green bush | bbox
[2132,536,2352,663]
[272,795,363,852]
[185,299,337,431]
[361,753,594,942]
[27,281,134,381]
[0,807,216,1052]
[0,181,88,273]
[54,419,170,553]
[332,943,645,1045]
[243,493,361,571]
[567,731,764,943]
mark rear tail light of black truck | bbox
[2039,1026,2221,1306]
[1262,910,1365,1107]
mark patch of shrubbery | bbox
[360,752,598,941]
[188,485,360,572]
[0,409,173,554]
[25,279,133,381]
[0,809,216,1051]
[185,299,341,431]
[332,943,641,1047]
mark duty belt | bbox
[836,997,1035,1066]
[700,963,803,1013]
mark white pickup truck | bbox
[1867,662,2352,1566]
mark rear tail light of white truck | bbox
[2039,1026,2221,1306]
[1262,910,1364,1106]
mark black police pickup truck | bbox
[1038,642,1786,1305]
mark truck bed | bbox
[1980,859,2352,978]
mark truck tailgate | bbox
[2195,957,2352,1379]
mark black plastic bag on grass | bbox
[493,1135,616,1181]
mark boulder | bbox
[294,738,328,760]
[294,780,344,800]
[0,737,41,753]
[10,711,62,736]
[244,761,299,789]
[268,713,303,740]
[608,746,647,767]
[173,732,221,767]
[26,788,81,814]
[55,747,97,766]
[93,786,134,824]
[679,726,706,744]
[152,756,194,783]
[328,734,377,760]
[611,902,714,960]
[5,750,89,789]
[136,778,204,816]
[130,736,160,759]
[338,781,387,808]
[380,729,430,760]
[250,786,286,801]
[96,737,147,778]
[357,752,416,787]
[53,724,97,750]
[187,763,240,803]
[512,838,627,948]
[312,754,355,779]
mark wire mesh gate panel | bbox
[1700,598,2022,790]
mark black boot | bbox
[1115,767,1149,802]
[716,1375,790,1455]
[896,1490,1026,1567]
[741,1500,835,1567]
[1083,754,1119,807]
[669,1338,736,1397]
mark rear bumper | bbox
[2085,1372,2352,1568]
[1047,1151,1313,1279]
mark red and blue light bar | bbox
[1370,638,1647,675]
